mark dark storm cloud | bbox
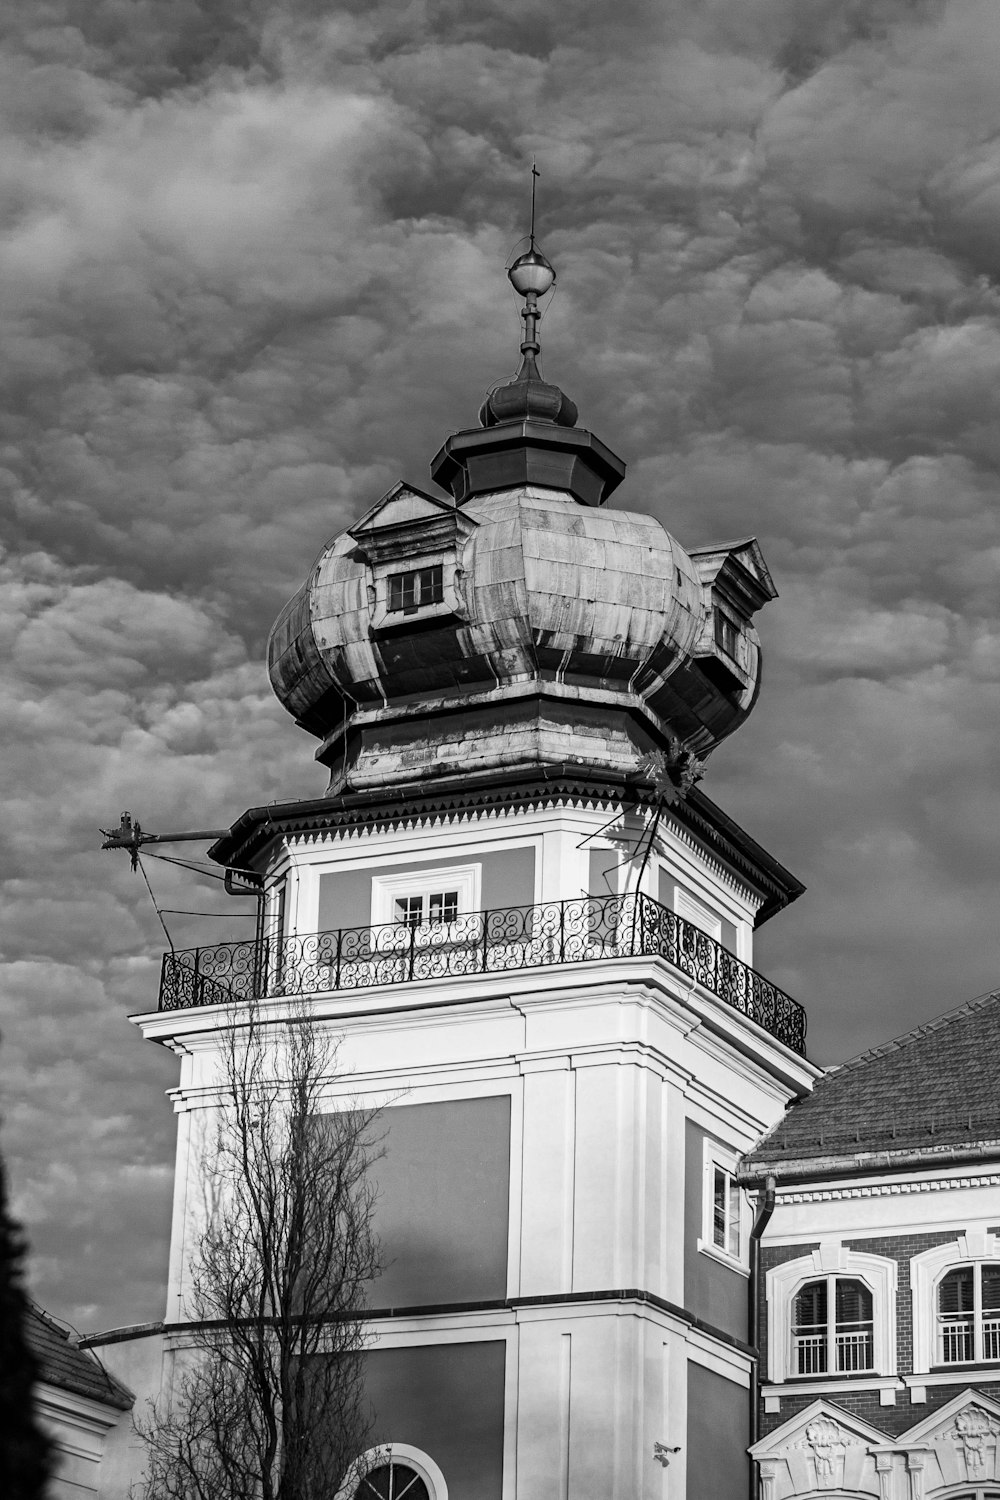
[2,0,1000,1329]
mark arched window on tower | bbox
[355,1462,430,1500]
[791,1276,874,1376]
[348,1444,447,1500]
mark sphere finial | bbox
[508,248,556,300]
[478,163,577,429]
[506,163,556,357]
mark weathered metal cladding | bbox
[459,490,702,687]
[267,533,379,732]
[266,483,762,762]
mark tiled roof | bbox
[742,988,1000,1175]
[26,1306,133,1412]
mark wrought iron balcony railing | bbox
[157,891,806,1054]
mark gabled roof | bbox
[26,1306,133,1412]
[741,988,1000,1180]
[688,537,777,610]
[347,480,456,535]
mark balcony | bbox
[157,891,807,1054]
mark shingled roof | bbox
[741,988,1000,1181]
[26,1306,133,1412]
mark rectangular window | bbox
[714,610,739,660]
[371,864,481,940]
[393,890,459,929]
[713,1166,740,1257]
[394,895,425,929]
[428,890,459,924]
[388,564,444,615]
[700,1138,745,1269]
[792,1280,828,1375]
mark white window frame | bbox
[698,1138,749,1272]
[788,1272,876,1378]
[370,550,462,631]
[339,1443,448,1500]
[911,1231,1000,1375]
[766,1243,897,1386]
[370,864,481,937]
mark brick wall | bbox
[760,1380,1000,1440]
[758,1229,1000,1439]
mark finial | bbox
[507,162,557,365]
[530,159,539,250]
[478,164,576,429]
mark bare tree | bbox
[139,1000,382,1500]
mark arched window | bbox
[932,1491,1000,1499]
[791,1276,874,1375]
[765,1244,896,1385]
[938,1263,1000,1364]
[911,1233,1000,1374]
[356,1463,429,1500]
[345,1444,447,1500]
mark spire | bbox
[431,168,625,506]
[478,168,578,429]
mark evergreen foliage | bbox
[0,1153,52,1500]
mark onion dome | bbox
[479,352,578,428]
[268,477,776,795]
[267,235,779,797]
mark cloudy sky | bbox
[3,0,1000,1333]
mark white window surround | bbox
[339,1443,448,1500]
[698,1138,750,1274]
[370,864,481,930]
[661,864,752,963]
[766,1243,897,1385]
[674,885,723,944]
[370,550,462,631]
[910,1230,1000,1375]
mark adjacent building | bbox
[26,1304,133,1499]
[743,989,1000,1499]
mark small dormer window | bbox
[714,609,739,660]
[388,564,444,615]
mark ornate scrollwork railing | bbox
[158,892,806,1053]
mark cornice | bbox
[210,773,802,920]
[780,1169,1000,1203]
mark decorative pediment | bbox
[899,1389,1000,1488]
[751,1399,888,1498]
[350,481,456,534]
[689,537,777,613]
[348,483,472,568]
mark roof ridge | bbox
[829,987,1000,1075]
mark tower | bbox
[132,242,819,1500]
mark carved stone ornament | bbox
[800,1415,847,1481]
[652,1443,681,1468]
[938,1405,1000,1477]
